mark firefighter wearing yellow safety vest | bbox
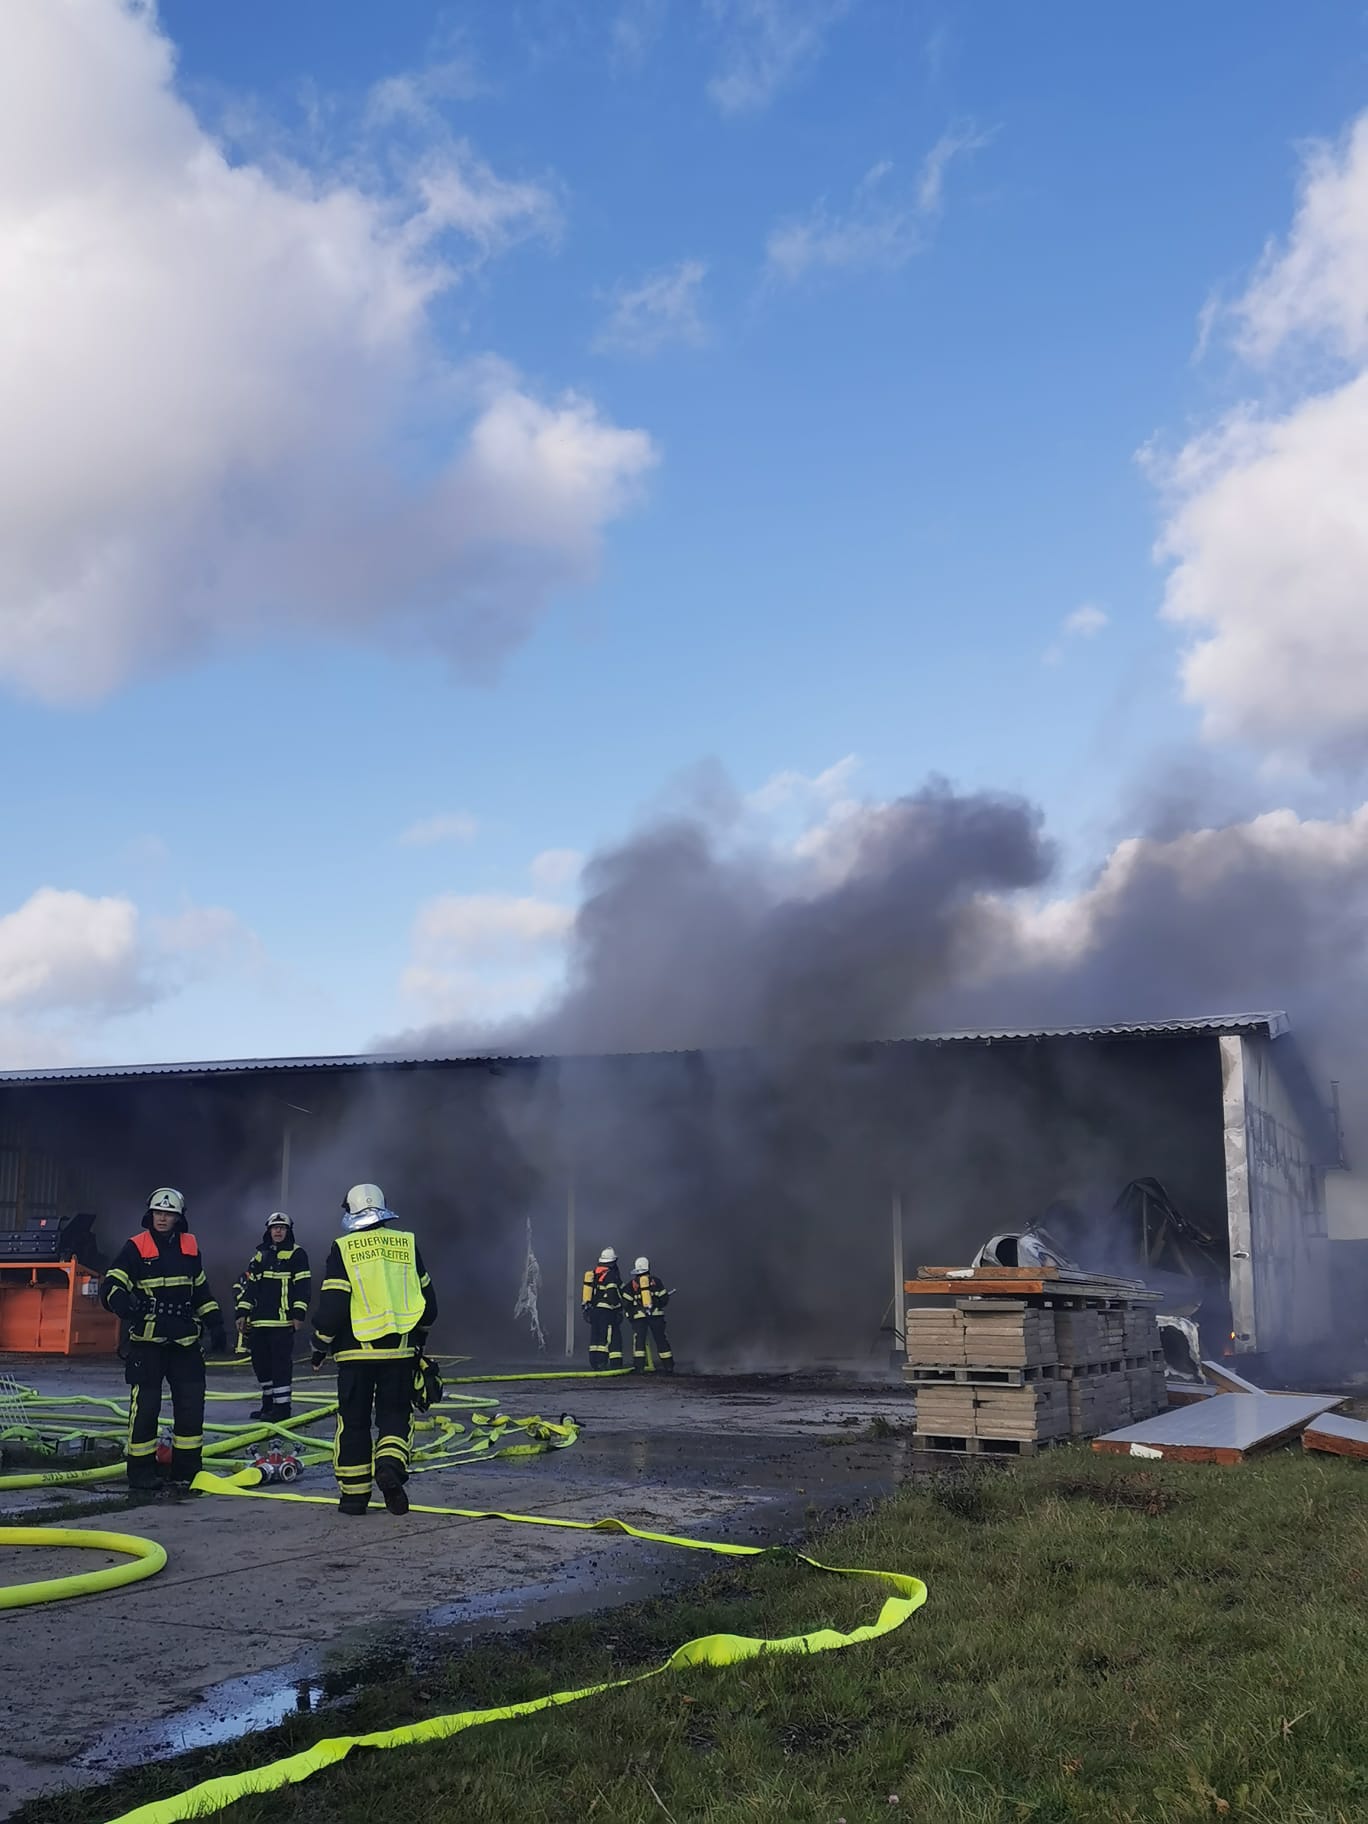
[310,1184,438,1515]
[625,1256,674,1374]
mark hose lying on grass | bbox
[102,1468,928,1824]
[1,1371,927,1823]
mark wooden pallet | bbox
[1056,1358,1124,1380]
[912,1433,1069,1458]
[903,1362,1060,1387]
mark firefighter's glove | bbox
[206,1326,228,1356]
[310,1350,327,1370]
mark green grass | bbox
[16,1449,1368,1824]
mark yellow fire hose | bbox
[95,1469,926,1824]
[1,1373,927,1823]
[0,1406,339,1492]
[0,1526,166,1610]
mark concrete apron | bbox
[0,1369,919,1818]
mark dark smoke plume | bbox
[521,781,1056,1053]
[370,777,1368,1366]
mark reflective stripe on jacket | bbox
[627,1273,669,1315]
[101,1228,221,1348]
[582,1266,623,1312]
[235,1243,311,1326]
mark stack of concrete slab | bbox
[904,1308,969,1365]
[905,1265,1165,1456]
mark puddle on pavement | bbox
[73,1668,328,1768]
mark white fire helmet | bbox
[344,1183,385,1217]
[634,1256,650,1274]
[147,1187,186,1216]
[268,1212,293,1231]
[598,1247,617,1265]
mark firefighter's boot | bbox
[375,1459,410,1516]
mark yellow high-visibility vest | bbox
[338,1229,425,1341]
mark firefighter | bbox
[100,1187,227,1496]
[235,1212,311,1420]
[580,1247,624,1371]
[310,1183,437,1516]
[626,1255,674,1374]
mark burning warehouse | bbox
[0,1011,1356,1376]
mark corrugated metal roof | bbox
[902,1013,1291,1045]
[0,1012,1291,1088]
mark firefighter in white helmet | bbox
[310,1184,438,1515]
[100,1187,227,1496]
[234,1212,311,1420]
[580,1246,624,1371]
[625,1255,674,1374]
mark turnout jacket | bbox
[312,1228,437,1363]
[625,1272,669,1316]
[581,1264,624,1313]
[235,1234,311,1327]
[101,1217,224,1349]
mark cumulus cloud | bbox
[1153,111,1368,769]
[0,0,654,704]
[706,0,851,115]
[595,259,708,357]
[399,812,480,847]
[1233,117,1368,367]
[0,886,259,1064]
[766,131,989,282]
[0,890,151,1019]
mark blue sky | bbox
[4,0,1368,1064]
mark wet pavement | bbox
[0,1357,920,1817]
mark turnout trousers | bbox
[248,1327,296,1412]
[125,1344,206,1487]
[630,1314,674,1372]
[587,1310,624,1370]
[335,1359,414,1501]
